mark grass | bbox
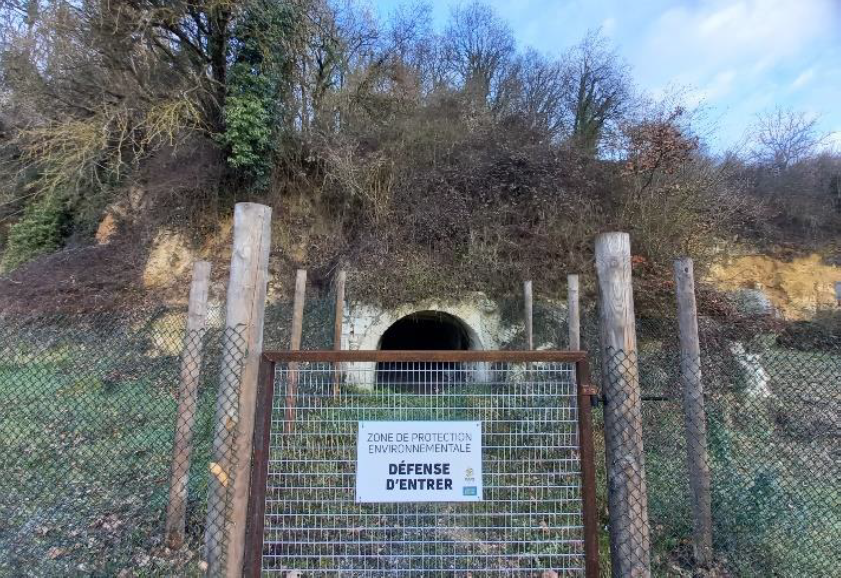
[2,319,836,577]
[0,323,219,577]
[616,343,841,577]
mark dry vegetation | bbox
[0,0,838,309]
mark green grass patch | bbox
[0,329,217,576]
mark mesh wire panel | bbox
[261,360,587,576]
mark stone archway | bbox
[375,311,485,391]
[343,296,510,389]
[377,310,481,351]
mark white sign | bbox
[356,421,483,503]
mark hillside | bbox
[1,4,840,578]
[0,1,839,316]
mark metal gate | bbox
[245,351,599,577]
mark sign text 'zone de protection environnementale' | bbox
[355,421,483,503]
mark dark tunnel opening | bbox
[376,311,475,392]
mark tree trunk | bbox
[208,5,231,130]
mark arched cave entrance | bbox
[376,311,479,392]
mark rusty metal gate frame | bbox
[244,350,599,577]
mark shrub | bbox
[1,193,71,272]
[218,87,274,179]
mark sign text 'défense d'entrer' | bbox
[355,421,483,503]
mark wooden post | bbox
[285,270,306,432]
[674,257,713,568]
[835,280,841,306]
[290,269,307,351]
[332,270,346,398]
[243,357,276,578]
[165,261,211,550]
[203,203,271,577]
[576,358,601,578]
[524,280,533,350]
[595,232,651,577]
[568,274,580,350]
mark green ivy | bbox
[1,193,71,272]
[216,0,297,187]
[218,84,274,177]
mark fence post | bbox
[595,232,651,577]
[674,257,713,567]
[204,203,271,577]
[291,269,307,351]
[165,260,211,550]
[333,270,346,398]
[285,270,306,431]
[524,280,533,350]
[568,274,580,350]
[243,357,276,577]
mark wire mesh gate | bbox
[245,351,599,577]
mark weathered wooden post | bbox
[285,270,307,432]
[595,232,651,577]
[568,274,580,350]
[166,260,211,550]
[524,280,533,350]
[290,269,307,351]
[674,257,713,567]
[332,270,346,398]
[203,203,271,577]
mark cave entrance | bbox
[379,311,474,351]
[376,311,478,392]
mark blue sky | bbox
[372,0,841,152]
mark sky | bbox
[373,0,841,152]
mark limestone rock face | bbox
[94,213,118,244]
[708,253,841,319]
[95,185,149,245]
[142,231,195,289]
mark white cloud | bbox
[633,0,838,91]
[708,69,737,99]
[616,0,841,148]
[790,68,816,90]
[382,0,841,149]
[684,69,737,107]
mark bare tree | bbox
[383,1,444,95]
[560,30,633,155]
[742,110,840,238]
[290,0,379,133]
[510,49,566,139]
[750,107,826,170]
[442,1,515,104]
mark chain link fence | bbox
[597,313,840,576]
[264,298,337,352]
[0,308,247,576]
[2,286,838,577]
